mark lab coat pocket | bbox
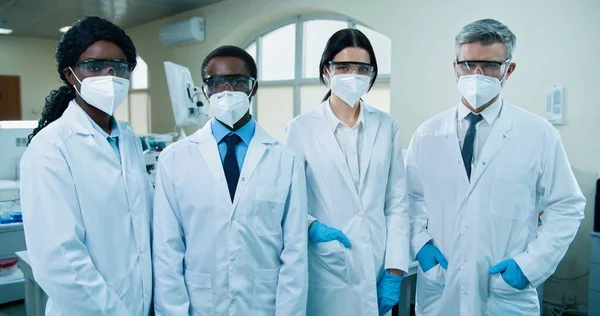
[107,272,133,311]
[308,241,350,289]
[490,273,520,293]
[488,274,538,315]
[490,162,536,220]
[415,264,445,313]
[254,187,287,236]
[184,270,213,315]
[252,267,280,315]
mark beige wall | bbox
[0,36,60,120]
[129,0,600,306]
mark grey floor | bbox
[0,300,25,316]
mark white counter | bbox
[16,251,47,316]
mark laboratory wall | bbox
[0,36,60,120]
[128,0,600,307]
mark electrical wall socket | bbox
[563,293,575,305]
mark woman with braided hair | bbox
[20,16,153,315]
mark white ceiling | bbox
[0,0,225,38]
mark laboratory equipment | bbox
[0,120,37,180]
[0,180,26,304]
[0,121,34,304]
[164,61,210,139]
[139,133,177,185]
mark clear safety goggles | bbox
[455,59,510,79]
[202,74,256,98]
[327,61,375,77]
[75,58,134,79]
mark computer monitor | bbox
[164,61,210,128]
[0,121,37,180]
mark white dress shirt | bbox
[326,100,365,192]
[457,98,503,168]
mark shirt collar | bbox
[82,109,120,139]
[457,97,503,125]
[325,98,364,131]
[211,117,256,145]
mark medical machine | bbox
[0,121,33,303]
[164,61,210,139]
[0,121,36,181]
[139,132,178,185]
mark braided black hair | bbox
[28,16,137,144]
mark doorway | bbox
[0,75,21,120]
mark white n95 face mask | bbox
[457,74,501,109]
[70,68,129,115]
[330,74,371,108]
[209,91,250,128]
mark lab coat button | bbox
[482,161,486,166]
[231,215,235,221]
[463,258,467,262]
[230,257,236,262]
[230,297,236,303]
[241,176,246,182]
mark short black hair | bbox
[201,45,257,80]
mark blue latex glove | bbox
[416,242,448,272]
[308,221,351,248]
[377,271,403,315]
[489,259,530,290]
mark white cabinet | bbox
[590,232,600,316]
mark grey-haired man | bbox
[405,19,585,315]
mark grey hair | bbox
[455,19,517,60]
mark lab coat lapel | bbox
[444,108,471,186]
[64,101,120,167]
[468,106,514,192]
[231,125,270,212]
[312,103,361,202]
[359,104,379,191]
[192,122,231,204]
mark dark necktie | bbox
[461,113,483,179]
[222,134,242,201]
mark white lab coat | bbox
[152,120,308,316]
[284,101,410,316]
[20,101,153,316]
[406,103,586,315]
